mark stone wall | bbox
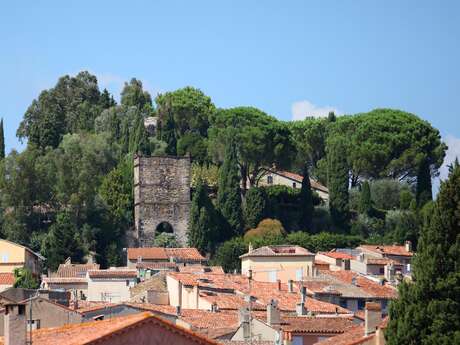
[134,155,191,246]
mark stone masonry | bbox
[134,155,191,246]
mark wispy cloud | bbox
[439,134,460,181]
[291,100,341,121]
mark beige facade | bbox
[41,279,88,300]
[166,275,212,310]
[0,239,43,276]
[87,277,136,303]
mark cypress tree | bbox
[386,165,460,344]
[188,179,219,254]
[358,181,372,215]
[299,166,314,230]
[0,118,5,160]
[217,139,243,236]
[244,187,268,229]
[327,138,350,230]
[415,158,432,208]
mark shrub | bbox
[244,218,286,241]
[211,237,247,273]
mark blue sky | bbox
[1,1,459,182]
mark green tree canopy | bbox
[120,78,152,110]
[386,165,460,344]
[244,187,268,229]
[358,181,372,215]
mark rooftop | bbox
[279,315,354,334]
[319,250,354,260]
[240,245,313,258]
[0,273,14,286]
[358,245,413,257]
[55,263,100,278]
[266,169,329,193]
[87,268,137,279]
[127,247,206,261]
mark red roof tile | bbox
[127,247,206,261]
[0,273,14,285]
[359,245,413,257]
[56,263,100,278]
[15,312,220,345]
[166,248,206,261]
[281,316,354,334]
[43,277,88,284]
[87,269,137,279]
[320,250,354,260]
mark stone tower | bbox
[134,155,191,246]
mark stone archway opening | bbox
[156,222,174,234]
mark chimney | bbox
[5,303,27,345]
[364,302,382,336]
[248,242,253,254]
[283,331,292,345]
[287,279,293,293]
[211,302,219,313]
[267,299,280,325]
[296,287,307,316]
[277,279,281,291]
[193,285,199,309]
[239,307,250,339]
[177,281,183,309]
[405,241,412,253]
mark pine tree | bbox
[358,181,372,215]
[188,180,219,254]
[299,166,314,230]
[386,165,460,344]
[217,140,243,236]
[244,187,268,229]
[327,138,350,230]
[415,158,432,207]
[0,118,5,160]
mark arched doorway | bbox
[156,221,174,234]
[154,222,178,248]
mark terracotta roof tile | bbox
[240,245,313,258]
[0,273,14,285]
[178,265,225,274]
[127,247,206,261]
[366,258,403,265]
[56,263,100,278]
[87,269,137,279]
[359,245,413,257]
[280,316,354,334]
[20,312,220,345]
[43,277,88,284]
[320,250,354,260]
[166,248,206,261]
[136,262,177,269]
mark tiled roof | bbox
[0,273,14,285]
[56,263,100,278]
[87,269,137,279]
[359,245,413,257]
[199,292,258,310]
[321,271,397,299]
[136,262,177,269]
[320,250,354,260]
[270,170,329,193]
[178,265,225,274]
[42,277,88,284]
[240,245,313,258]
[280,316,354,334]
[127,247,206,261]
[9,312,220,345]
[366,258,403,266]
[74,301,117,313]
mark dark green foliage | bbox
[327,138,350,230]
[399,189,414,210]
[120,78,152,110]
[286,232,363,252]
[244,187,268,229]
[99,89,116,109]
[188,180,220,254]
[176,132,208,163]
[217,141,243,235]
[244,218,286,241]
[0,118,5,159]
[13,268,39,289]
[211,237,247,273]
[299,167,314,230]
[17,72,105,150]
[415,158,433,208]
[153,233,179,248]
[358,181,372,215]
[42,211,86,271]
[386,165,460,344]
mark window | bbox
[268,270,277,282]
[126,280,130,286]
[267,176,273,184]
[27,319,40,330]
[292,182,297,189]
[0,252,9,263]
[379,267,385,275]
[296,268,303,281]
[358,299,366,310]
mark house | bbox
[315,250,354,271]
[0,239,44,276]
[316,302,387,345]
[127,247,207,270]
[87,268,137,302]
[231,300,355,345]
[240,245,315,283]
[355,242,413,274]
[0,295,82,335]
[302,270,397,314]
[1,304,220,345]
[41,258,100,300]
[257,168,329,201]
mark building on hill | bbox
[0,239,44,277]
[1,305,220,345]
[256,168,329,201]
[41,258,100,300]
[354,242,413,275]
[127,247,207,270]
[315,250,354,272]
[87,268,138,303]
[316,302,387,345]
[240,245,315,283]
